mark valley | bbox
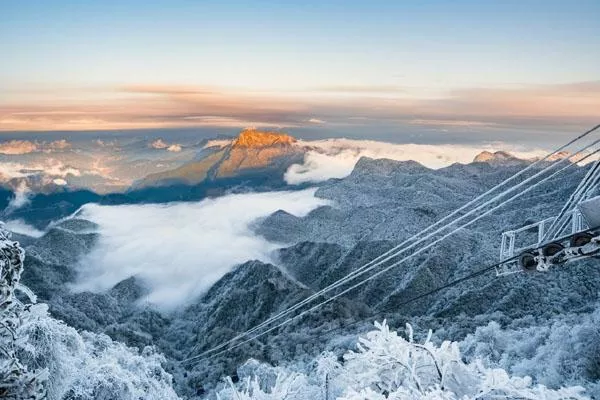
[7,139,599,398]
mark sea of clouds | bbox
[0,159,83,212]
[72,189,330,309]
[2,218,45,237]
[284,139,548,184]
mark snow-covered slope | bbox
[0,227,180,400]
[214,321,590,400]
[10,155,600,398]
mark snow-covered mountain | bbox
[135,129,549,188]
[6,151,599,399]
[0,129,556,231]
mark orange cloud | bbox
[119,84,217,96]
[1,81,598,131]
[313,85,407,94]
[432,81,600,119]
[408,119,497,127]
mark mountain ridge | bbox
[135,129,304,188]
[473,149,573,164]
[231,128,296,148]
[14,154,600,397]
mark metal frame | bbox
[499,211,586,261]
[496,208,594,276]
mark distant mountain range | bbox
[0,129,570,230]
[0,128,568,198]
[0,130,309,227]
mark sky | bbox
[1,0,599,139]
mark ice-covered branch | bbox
[216,321,590,400]
[0,226,47,399]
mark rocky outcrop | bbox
[474,150,574,166]
[472,150,525,165]
[231,129,296,148]
[136,129,304,187]
[547,150,571,161]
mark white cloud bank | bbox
[0,159,80,180]
[285,139,548,184]
[0,140,39,155]
[0,159,83,212]
[150,138,182,152]
[72,189,330,309]
[150,139,169,149]
[203,139,233,149]
[0,139,72,154]
[2,219,45,238]
[0,162,31,179]
[5,181,32,213]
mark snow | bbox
[17,304,180,400]
[0,228,46,399]
[215,321,590,400]
[460,308,600,397]
[0,226,180,400]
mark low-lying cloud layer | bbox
[0,159,85,212]
[285,139,547,184]
[5,181,32,213]
[0,139,72,154]
[149,139,183,152]
[203,139,233,149]
[2,219,45,238]
[0,159,81,180]
[0,162,31,179]
[73,189,330,309]
[0,140,38,154]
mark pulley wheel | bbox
[542,242,564,257]
[519,251,537,271]
[570,232,594,248]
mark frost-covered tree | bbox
[460,308,600,399]
[0,227,47,399]
[15,303,180,400]
[215,321,591,400]
[0,225,180,400]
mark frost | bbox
[215,321,590,400]
[0,225,180,400]
[16,303,180,400]
[460,307,600,398]
[0,227,47,399]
